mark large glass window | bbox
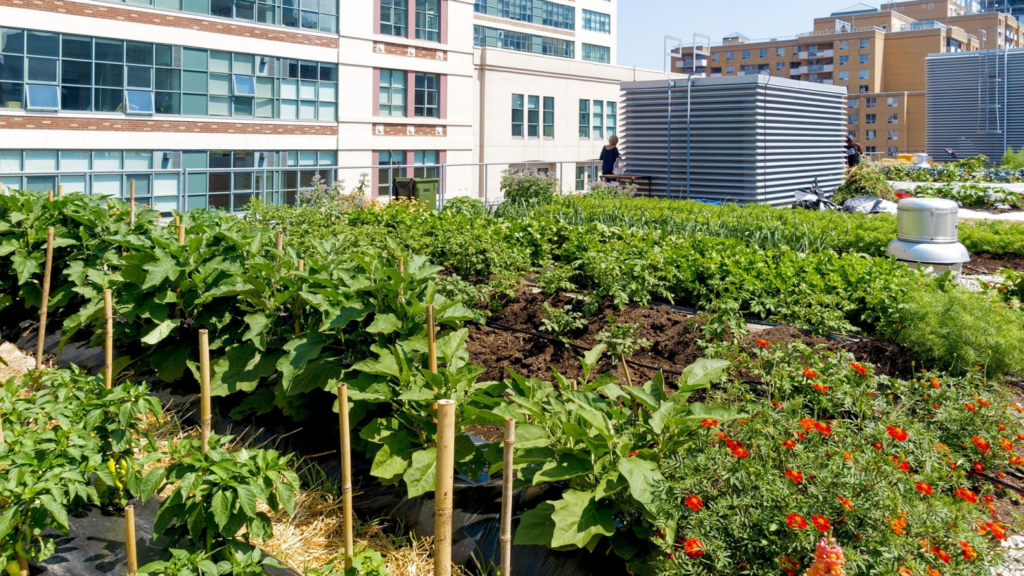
[512,93,524,137]
[578,99,589,138]
[379,69,406,116]
[416,0,441,42]
[380,0,408,37]
[543,96,554,138]
[0,27,338,121]
[474,0,574,31]
[378,151,405,197]
[527,95,539,138]
[582,44,610,63]
[96,0,339,33]
[414,150,438,178]
[414,72,439,118]
[582,9,611,34]
[606,101,616,138]
[592,100,603,139]
[473,25,574,59]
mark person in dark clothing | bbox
[599,135,621,182]
[845,135,863,168]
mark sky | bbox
[617,0,866,71]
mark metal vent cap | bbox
[896,197,960,243]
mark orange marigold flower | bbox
[1017,433,1024,441]
[1000,438,1014,451]
[802,368,819,379]
[890,516,907,535]
[974,462,985,474]
[1014,403,1024,414]
[850,362,867,375]
[843,452,853,461]
[985,503,997,515]
[933,403,941,409]
[782,439,797,450]
[812,383,830,394]
[966,403,978,412]
[988,521,1007,540]
[684,495,703,512]
[930,378,940,389]
[799,418,818,432]
[955,487,978,504]
[837,496,854,511]
[725,439,743,451]
[683,538,704,559]
[932,547,951,563]
[1010,455,1024,466]
[785,470,804,484]
[978,398,992,407]
[971,436,992,452]
[713,432,727,441]
[896,460,911,473]
[731,447,749,458]
[950,462,958,470]
[897,568,911,576]
[786,513,807,530]
[887,426,909,442]
[926,570,942,576]
[628,450,639,457]
[796,432,808,441]
[700,419,718,428]
[779,555,799,576]
[810,515,830,532]
[871,442,883,450]
[997,424,1007,432]
[755,339,770,348]
[815,422,833,437]
[959,540,978,561]
[915,481,933,496]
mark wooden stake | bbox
[500,418,515,576]
[0,413,5,444]
[620,357,634,388]
[174,215,180,227]
[177,224,186,246]
[47,189,53,202]
[103,289,114,389]
[17,556,27,576]
[398,257,404,273]
[36,226,54,369]
[434,399,456,576]
[57,184,63,197]
[338,382,355,570]
[129,179,136,229]
[426,304,438,376]
[276,230,284,251]
[294,259,304,336]
[199,329,212,454]
[125,504,138,575]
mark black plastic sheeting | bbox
[12,323,629,576]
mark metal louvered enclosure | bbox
[620,75,848,206]
[926,49,1024,163]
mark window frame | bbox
[512,93,524,138]
[578,99,589,139]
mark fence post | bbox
[103,289,113,389]
[338,382,355,569]
[125,504,138,575]
[35,226,54,368]
[199,329,212,454]
[500,417,516,576]
[434,399,456,576]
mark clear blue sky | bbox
[617,0,868,71]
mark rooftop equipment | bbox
[620,75,848,206]
[886,198,969,276]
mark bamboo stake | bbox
[47,189,53,202]
[57,184,63,197]
[621,357,637,417]
[174,215,180,227]
[125,504,138,575]
[276,230,284,251]
[294,259,304,336]
[36,226,54,368]
[177,224,186,246]
[17,556,27,576]
[129,179,136,229]
[0,413,5,444]
[434,399,456,576]
[103,289,113,389]
[199,329,212,454]
[338,382,354,570]
[427,304,438,375]
[500,418,516,576]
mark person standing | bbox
[845,135,863,168]
[599,135,621,182]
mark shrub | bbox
[499,169,559,205]
[442,196,488,217]
[587,180,636,200]
[1002,146,1024,170]
[833,163,897,204]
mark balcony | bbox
[799,49,834,59]
[801,64,834,74]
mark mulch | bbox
[968,252,1024,274]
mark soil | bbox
[969,253,1024,274]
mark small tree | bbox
[500,169,559,205]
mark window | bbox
[726,65,735,74]
[527,95,539,138]
[865,97,876,108]
[859,85,869,93]
[379,69,406,116]
[865,129,877,141]
[606,101,616,137]
[726,51,734,60]
[742,50,750,59]
[473,25,574,58]
[865,146,876,154]
[865,113,876,124]
[543,96,554,138]
[582,10,611,34]
[839,40,850,50]
[414,72,439,118]
[126,90,154,114]
[849,114,859,124]
[848,130,857,139]
[887,113,899,123]
[887,96,899,107]
[575,166,586,191]
[474,0,574,31]
[378,151,404,197]
[381,0,408,37]
[233,75,256,97]
[578,99,589,138]
[582,44,610,63]
[25,84,59,110]
[776,62,785,71]
[839,55,849,65]
[859,70,870,80]
[859,54,869,64]
[414,150,439,178]
[98,0,338,33]
[512,94,524,137]
[711,52,720,62]
[849,98,859,108]
[839,71,849,80]
[416,0,440,42]
[887,129,899,140]
[592,100,603,139]
[859,39,870,49]
[759,48,768,58]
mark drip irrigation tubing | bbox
[1005,378,1024,394]
[971,471,1024,498]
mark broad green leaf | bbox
[276,331,331,394]
[580,343,607,379]
[242,313,271,349]
[39,494,69,530]
[572,402,613,440]
[404,448,437,498]
[367,313,401,334]
[550,490,616,549]
[530,453,592,485]
[149,342,190,382]
[214,345,282,396]
[679,358,731,391]
[513,502,556,547]
[211,490,232,531]
[617,457,665,511]
[514,424,550,450]
[141,319,181,346]
[235,484,258,518]
[140,466,167,503]
[370,442,411,483]
[624,386,659,413]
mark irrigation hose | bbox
[971,471,1024,498]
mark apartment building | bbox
[673,1,1021,156]
[0,0,647,209]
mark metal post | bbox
[668,80,675,199]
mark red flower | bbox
[978,398,991,407]
[915,481,933,496]
[812,383,830,395]
[1017,433,1024,441]
[684,495,703,512]
[886,426,909,442]
[815,422,833,437]
[837,496,854,510]
[786,513,807,530]
[971,436,992,452]
[983,494,994,503]
[785,470,804,484]
[1000,438,1014,451]
[755,339,770,348]
[700,419,718,428]
[973,462,985,474]
[725,439,743,451]
[799,418,818,432]
[628,450,639,457]
[802,368,819,379]
[895,460,911,473]
[731,447,749,458]
[955,487,978,504]
[810,515,830,532]
[965,403,977,412]
[850,362,867,375]
[782,439,797,450]
[796,432,808,441]
[713,432,727,441]
[683,538,704,559]
[930,378,940,389]
[932,547,951,563]
[779,556,798,576]
[959,540,978,560]
[933,403,941,409]
[997,424,1007,432]
[890,516,907,534]
[843,452,853,461]
[988,521,1007,540]
[871,442,883,450]
[1010,455,1024,466]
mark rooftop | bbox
[832,3,881,15]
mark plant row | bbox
[881,156,1024,184]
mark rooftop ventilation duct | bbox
[886,198,969,275]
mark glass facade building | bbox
[96,0,339,33]
[474,25,575,59]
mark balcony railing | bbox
[800,49,834,59]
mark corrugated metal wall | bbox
[926,49,1024,163]
[620,76,848,206]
